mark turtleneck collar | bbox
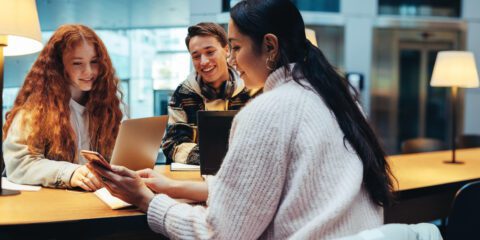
[264,63,296,92]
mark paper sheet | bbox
[94,187,132,209]
[170,162,200,171]
[94,187,202,210]
[1,177,41,191]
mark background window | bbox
[3,27,190,120]
[378,0,461,17]
[223,0,340,12]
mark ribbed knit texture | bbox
[147,65,382,239]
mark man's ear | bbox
[263,33,279,58]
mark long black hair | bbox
[230,0,394,206]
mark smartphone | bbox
[80,150,112,170]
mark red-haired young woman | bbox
[3,24,123,191]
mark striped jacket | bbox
[161,69,254,164]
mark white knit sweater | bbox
[147,65,383,239]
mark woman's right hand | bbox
[70,165,103,191]
[137,168,175,194]
[137,168,208,202]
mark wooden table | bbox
[1,148,479,238]
[384,147,480,223]
[0,166,202,239]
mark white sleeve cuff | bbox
[147,194,181,236]
[58,163,81,188]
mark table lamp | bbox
[430,51,479,164]
[0,0,43,196]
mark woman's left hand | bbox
[88,163,155,212]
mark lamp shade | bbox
[305,28,318,47]
[430,51,479,88]
[0,0,43,56]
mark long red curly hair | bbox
[3,24,123,162]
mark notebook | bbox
[197,110,238,175]
[95,188,131,209]
[94,187,198,210]
[1,177,41,191]
[170,162,200,171]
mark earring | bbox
[266,55,275,71]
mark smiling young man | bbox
[161,22,257,165]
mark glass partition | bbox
[223,0,340,12]
[378,0,461,18]
[3,27,190,119]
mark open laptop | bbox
[109,116,168,170]
[197,110,238,175]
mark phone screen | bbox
[81,150,112,170]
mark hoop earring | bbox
[266,56,275,71]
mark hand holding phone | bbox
[81,150,112,170]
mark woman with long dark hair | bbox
[226,0,394,207]
[89,1,394,238]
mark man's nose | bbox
[200,54,209,65]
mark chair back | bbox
[457,134,480,149]
[401,138,445,154]
[447,180,480,240]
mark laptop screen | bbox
[110,116,168,171]
[197,110,238,175]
